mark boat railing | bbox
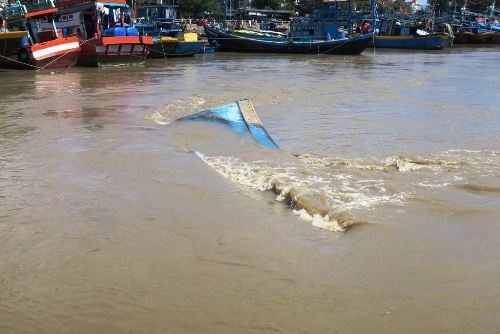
[3,0,56,18]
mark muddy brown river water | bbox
[1,47,499,333]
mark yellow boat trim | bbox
[158,33,199,43]
[0,30,27,40]
[158,36,177,43]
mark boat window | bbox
[309,28,314,35]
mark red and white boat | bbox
[53,0,153,67]
[1,0,80,69]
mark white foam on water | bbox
[295,153,386,171]
[150,111,171,125]
[293,209,345,232]
[195,152,410,232]
[153,96,208,121]
[417,182,451,189]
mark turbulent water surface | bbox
[1,47,499,333]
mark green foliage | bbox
[177,0,216,18]
[428,0,493,15]
[428,0,450,15]
[252,0,296,10]
[295,0,314,15]
[466,0,495,13]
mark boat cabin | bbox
[2,0,60,44]
[48,0,135,39]
[378,18,430,36]
[290,7,349,41]
[135,4,184,38]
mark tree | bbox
[177,0,216,18]
[249,0,297,11]
[295,0,315,15]
[466,0,495,13]
[428,0,450,15]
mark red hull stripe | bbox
[31,37,80,51]
[25,8,58,18]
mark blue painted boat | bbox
[205,6,374,55]
[177,99,278,150]
[135,4,205,57]
[375,18,450,50]
[374,34,450,49]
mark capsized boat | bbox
[52,0,153,67]
[135,4,205,58]
[177,99,278,150]
[375,18,451,50]
[0,0,80,69]
[175,99,352,231]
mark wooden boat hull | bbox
[0,34,80,69]
[147,41,206,58]
[374,34,450,50]
[205,25,373,55]
[453,31,499,44]
[77,36,154,67]
[0,31,27,68]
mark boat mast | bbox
[223,0,227,29]
[372,0,376,32]
[348,0,352,35]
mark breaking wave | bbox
[193,149,499,232]
[195,152,411,232]
[149,96,208,125]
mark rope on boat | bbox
[303,38,353,62]
[37,36,97,71]
[145,46,194,57]
[1,36,148,70]
[158,38,168,62]
[0,36,96,71]
[0,52,39,69]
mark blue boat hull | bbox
[374,34,450,50]
[147,41,206,58]
[177,99,278,150]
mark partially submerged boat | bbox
[205,6,374,55]
[135,4,205,58]
[0,0,80,69]
[177,99,278,150]
[176,99,352,231]
[52,0,153,67]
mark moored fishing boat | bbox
[374,18,450,50]
[51,0,153,67]
[0,0,80,69]
[135,3,205,58]
[452,20,499,44]
[205,26,373,55]
[205,6,374,55]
